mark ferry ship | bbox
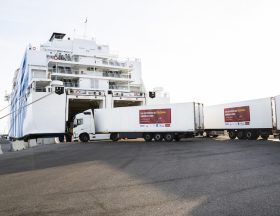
[9,33,169,141]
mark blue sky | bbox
[1,0,280,133]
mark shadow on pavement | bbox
[1,138,280,215]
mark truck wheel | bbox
[237,131,245,140]
[245,131,259,140]
[143,133,153,142]
[79,133,89,142]
[110,133,119,142]
[228,131,236,140]
[261,134,269,140]
[245,131,254,140]
[59,135,64,142]
[154,133,163,142]
[164,133,174,142]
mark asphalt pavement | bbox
[0,137,280,216]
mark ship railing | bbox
[103,72,131,79]
[63,82,79,88]
[112,91,145,97]
[109,85,129,91]
[49,68,131,79]
[102,60,128,68]
[35,87,47,92]
[48,68,79,75]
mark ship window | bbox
[32,69,46,78]
[91,79,99,89]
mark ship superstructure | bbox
[9,32,167,140]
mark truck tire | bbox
[228,131,236,140]
[246,131,259,140]
[245,131,254,140]
[110,133,119,142]
[79,133,89,142]
[59,135,64,142]
[237,131,245,140]
[143,133,153,142]
[164,133,174,142]
[261,134,269,140]
[154,133,163,142]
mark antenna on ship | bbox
[73,28,76,39]
[83,17,88,39]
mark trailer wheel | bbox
[164,133,174,142]
[154,133,163,142]
[143,133,153,142]
[261,134,269,140]
[110,133,119,142]
[237,131,245,140]
[245,131,254,140]
[79,133,89,142]
[245,131,259,140]
[228,131,236,140]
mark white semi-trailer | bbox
[73,102,204,142]
[204,97,279,140]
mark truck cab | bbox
[73,109,95,142]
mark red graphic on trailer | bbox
[224,106,250,124]
[139,109,171,124]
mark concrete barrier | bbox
[11,140,28,151]
[37,138,56,145]
[28,139,37,148]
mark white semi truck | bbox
[73,102,204,142]
[204,96,280,140]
